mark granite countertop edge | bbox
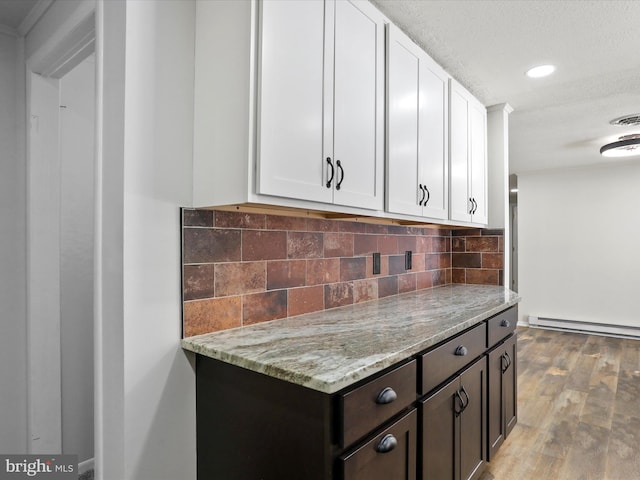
[182,285,521,394]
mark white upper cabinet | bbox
[193,0,384,211]
[449,78,487,225]
[386,24,448,220]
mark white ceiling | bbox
[0,0,38,31]
[3,0,639,174]
[371,0,640,174]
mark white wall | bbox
[98,1,196,478]
[60,56,95,464]
[0,31,27,455]
[518,162,640,329]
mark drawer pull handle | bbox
[375,387,398,405]
[375,434,397,453]
[454,345,468,356]
[500,319,511,328]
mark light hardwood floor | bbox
[480,327,640,480]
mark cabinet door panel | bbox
[459,357,487,480]
[504,334,518,437]
[386,25,422,217]
[449,84,471,222]
[469,100,487,224]
[419,59,448,220]
[333,0,384,210]
[341,409,417,480]
[257,0,332,204]
[421,377,459,480]
[487,345,504,461]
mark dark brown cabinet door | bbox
[341,408,417,480]
[459,357,487,480]
[503,334,518,438]
[421,357,487,480]
[487,333,517,461]
[421,377,459,480]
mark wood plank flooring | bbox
[480,327,640,480]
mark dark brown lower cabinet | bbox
[340,409,417,480]
[487,333,518,460]
[421,356,487,480]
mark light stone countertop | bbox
[181,284,521,394]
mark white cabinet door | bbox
[418,45,448,220]
[469,99,488,224]
[449,79,487,225]
[386,24,422,217]
[449,81,472,223]
[256,0,332,204]
[332,0,385,210]
[387,24,448,220]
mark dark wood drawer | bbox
[486,307,517,348]
[340,408,417,480]
[420,323,486,395]
[340,360,417,447]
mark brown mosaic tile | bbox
[183,296,241,337]
[432,270,446,287]
[339,221,368,233]
[378,276,398,298]
[446,268,452,284]
[412,253,425,272]
[243,290,287,325]
[288,286,324,317]
[324,232,354,258]
[183,264,215,301]
[242,230,287,261]
[452,253,481,269]
[439,253,451,268]
[378,235,398,255]
[266,215,307,231]
[365,223,388,234]
[466,236,499,253]
[499,270,504,287]
[214,262,265,297]
[452,268,466,284]
[416,271,433,290]
[425,254,440,271]
[267,260,306,290]
[398,273,416,294]
[354,234,377,257]
[340,257,367,281]
[466,269,499,285]
[452,237,466,253]
[325,282,354,309]
[307,258,340,285]
[215,210,265,229]
[416,236,432,254]
[307,218,339,232]
[499,236,504,252]
[481,229,504,236]
[183,228,241,264]
[432,236,448,253]
[482,253,504,269]
[451,228,482,237]
[397,236,417,253]
[183,209,213,227]
[288,231,324,259]
[353,279,378,304]
[389,255,406,275]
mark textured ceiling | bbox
[0,0,38,30]
[371,0,640,174]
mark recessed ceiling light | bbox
[525,64,555,78]
[600,134,640,158]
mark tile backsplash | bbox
[181,209,504,337]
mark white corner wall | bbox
[0,32,27,455]
[518,162,640,329]
[121,1,196,479]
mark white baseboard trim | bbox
[79,457,94,475]
[528,315,640,340]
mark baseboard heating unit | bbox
[528,316,640,340]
